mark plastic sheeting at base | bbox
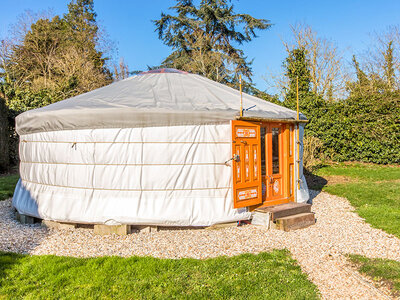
[296,123,310,204]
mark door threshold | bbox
[249,198,293,211]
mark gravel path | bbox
[1,191,400,299]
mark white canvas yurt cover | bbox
[13,69,309,226]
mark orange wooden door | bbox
[231,120,262,208]
[265,123,285,201]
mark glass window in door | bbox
[272,127,280,174]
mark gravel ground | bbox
[1,191,400,299]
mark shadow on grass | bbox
[0,252,23,286]
[305,169,328,191]
[0,173,19,201]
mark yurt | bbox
[13,68,309,226]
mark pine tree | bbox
[154,0,271,85]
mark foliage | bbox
[348,255,400,297]
[313,163,400,237]
[0,0,112,112]
[281,47,329,156]
[282,23,345,101]
[317,92,400,164]
[0,99,9,172]
[154,0,271,87]
[0,0,115,169]
[0,174,19,200]
[282,45,400,164]
[283,47,312,106]
[0,250,319,299]
[302,135,324,171]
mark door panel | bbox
[231,121,262,208]
[265,124,284,202]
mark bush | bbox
[303,135,324,171]
[313,92,400,164]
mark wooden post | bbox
[239,75,243,117]
[296,76,300,190]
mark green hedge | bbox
[304,92,400,164]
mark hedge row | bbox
[303,92,400,165]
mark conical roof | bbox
[16,69,305,135]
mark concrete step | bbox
[255,202,311,221]
[275,212,315,231]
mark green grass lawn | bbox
[0,250,319,299]
[349,254,400,298]
[0,174,19,201]
[311,163,400,238]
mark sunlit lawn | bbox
[0,250,319,299]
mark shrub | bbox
[303,135,325,171]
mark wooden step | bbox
[275,213,315,231]
[255,202,311,221]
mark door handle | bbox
[268,176,273,184]
[224,154,240,165]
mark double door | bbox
[232,121,294,209]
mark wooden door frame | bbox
[248,121,295,210]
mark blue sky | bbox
[1,0,400,93]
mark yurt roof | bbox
[16,68,306,135]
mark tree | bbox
[282,47,326,138]
[347,55,373,97]
[383,41,395,91]
[64,0,107,70]
[154,0,271,86]
[359,26,400,93]
[0,0,115,168]
[283,47,311,108]
[113,57,130,81]
[0,0,113,111]
[348,42,397,97]
[280,23,346,101]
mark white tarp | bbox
[16,71,306,135]
[13,124,250,226]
